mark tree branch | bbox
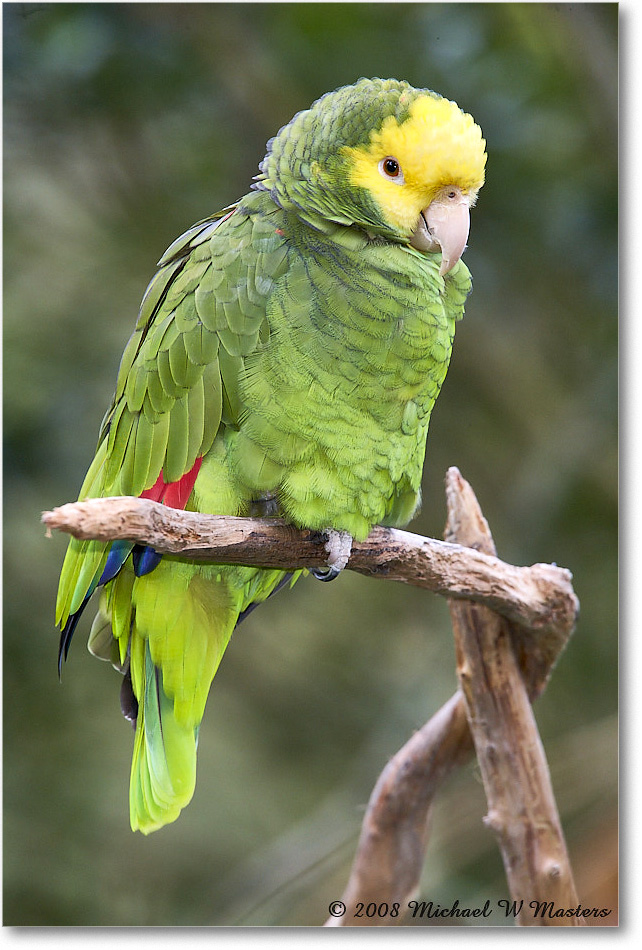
[323,468,580,927]
[42,495,578,640]
[325,691,474,926]
[444,468,583,926]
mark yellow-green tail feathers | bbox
[129,639,198,834]
[117,559,293,833]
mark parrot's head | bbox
[255,78,487,275]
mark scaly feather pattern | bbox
[55,78,485,832]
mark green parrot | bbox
[56,78,486,834]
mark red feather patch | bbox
[140,457,203,509]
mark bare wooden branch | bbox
[324,468,579,927]
[42,495,578,639]
[445,467,583,926]
[325,691,474,926]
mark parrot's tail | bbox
[108,558,241,833]
[97,557,299,834]
[129,638,199,833]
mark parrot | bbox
[55,77,486,834]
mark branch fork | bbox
[42,467,580,926]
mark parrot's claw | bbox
[311,564,343,582]
[310,529,353,582]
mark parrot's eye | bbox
[379,157,405,184]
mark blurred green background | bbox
[3,1,617,927]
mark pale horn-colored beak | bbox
[410,191,471,276]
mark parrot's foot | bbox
[310,529,353,582]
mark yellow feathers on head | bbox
[344,93,487,235]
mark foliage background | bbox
[3,1,617,927]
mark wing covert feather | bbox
[94,197,289,499]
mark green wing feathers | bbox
[56,201,290,626]
[96,202,289,504]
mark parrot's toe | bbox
[311,529,353,582]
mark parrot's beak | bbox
[410,190,471,276]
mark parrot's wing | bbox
[56,198,290,627]
[98,201,288,497]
